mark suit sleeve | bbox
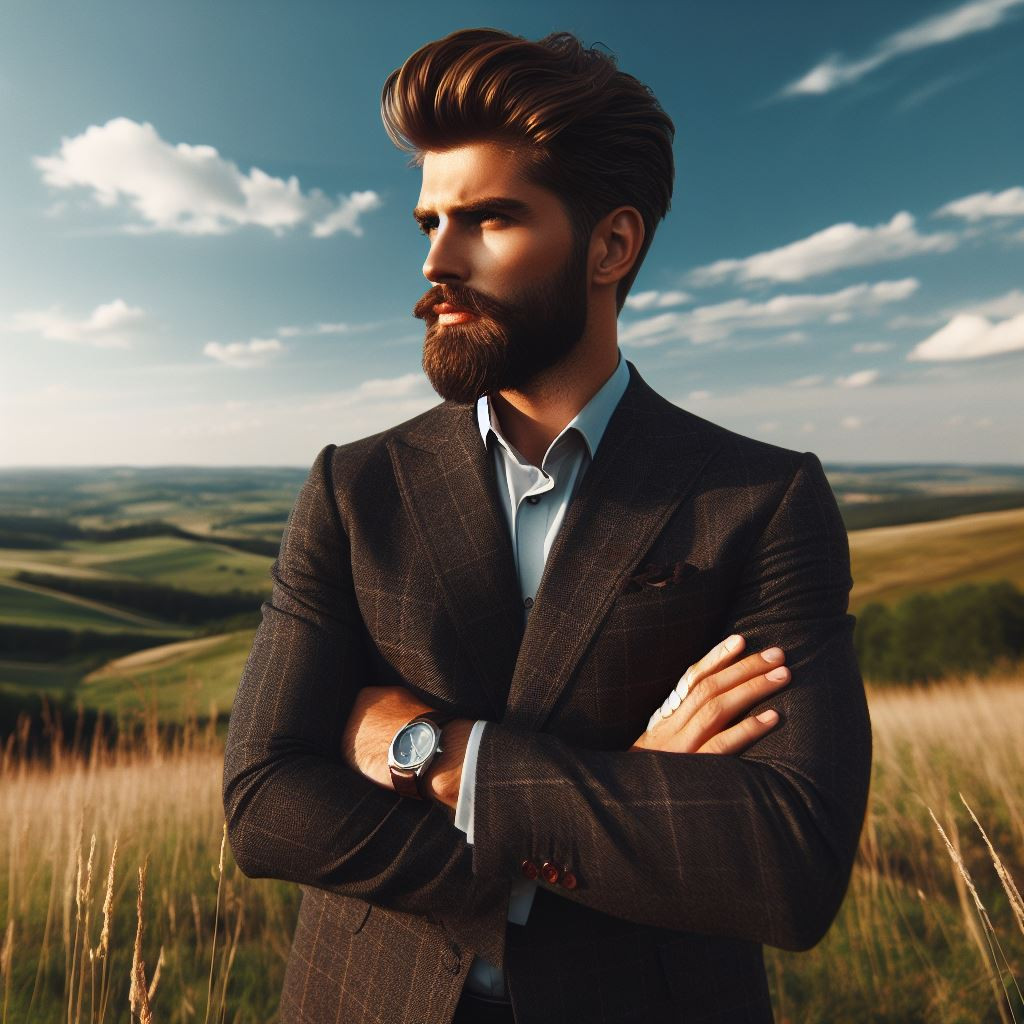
[468,451,872,951]
[222,444,507,921]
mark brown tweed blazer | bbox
[223,359,872,1024]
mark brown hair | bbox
[381,28,675,310]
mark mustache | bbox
[412,283,510,323]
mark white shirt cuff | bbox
[453,720,487,845]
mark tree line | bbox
[854,580,1024,683]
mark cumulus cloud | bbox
[34,117,381,237]
[624,289,692,311]
[203,338,284,368]
[311,191,383,238]
[690,212,955,285]
[620,278,918,347]
[11,298,144,348]
[852,341,892,353]
[907,312,1024,361]
[778,0,1024,98]
[935,185,1024,221]
[790,375,824,387]
[835,369,881,388]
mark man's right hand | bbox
[630,634,790,755]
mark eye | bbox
[417,217,438,237]
[473,211,510,227]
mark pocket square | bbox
[621,560,698,594]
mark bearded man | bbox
[223,28,872,1024]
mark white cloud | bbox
[11,298,144,348]
[957,289,1024,319]
[624,289,692,311]
[34,117,381,237]
[935,186,1024,221]
[778,0,1024,98]
[311,191,383,238]
[355,373,426,399]
[620,278,918,347]
[790,374,824,387]
[841,416,863,430]
[907,312,1024,361]
[203,338,284,368]
[690,212,955,285]
[835,369,880,388]
[852,341,892,353]
[687,389,712,401]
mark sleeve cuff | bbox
[453,720,487,845]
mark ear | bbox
[590,206,645,288]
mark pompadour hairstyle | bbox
[381,28,675,310]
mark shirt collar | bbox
[475,349,629,461]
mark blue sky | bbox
[1,0,1022,466]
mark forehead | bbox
[416,141,551,209]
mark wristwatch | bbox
[387,710,457,799]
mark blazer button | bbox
[541,861,560,885]
[520,859,539,880]
[559,869,578,890]
[443,954,461,974]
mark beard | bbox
[412,240,589,404]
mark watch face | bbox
[394,721,435,769]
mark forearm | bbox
[470,698,865,951]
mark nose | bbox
[422,221,469,284]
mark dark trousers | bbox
[453,988,517,1023]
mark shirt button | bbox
[521,859,539,880]
[526,495,540,504]
[523,597,534,609]
[559,869,578,890]
[541,861,561,885]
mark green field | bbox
[0,579,177,633]
[81,629,256,718]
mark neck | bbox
[490,318,620,467]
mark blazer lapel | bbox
[503,363,722,731]
[388,403,522,719]
[387,363,721,729]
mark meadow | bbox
[1,677,1022,1023]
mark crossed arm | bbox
[223,445,871,951]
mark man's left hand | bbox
[340,685,473,808]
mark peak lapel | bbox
[503,363,722,731]
[388,403,522,718]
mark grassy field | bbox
[1,677,1022,1023]
[847,507,1024,611]
[81,631,257,720]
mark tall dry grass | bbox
[0,708,295,1022]
[1,676,1022,1021]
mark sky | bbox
[1,0,1022,466]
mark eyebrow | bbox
[412,196,531,224]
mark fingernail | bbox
[668,688,682,711]
[761,647,784,663]
[756,710,778,724]
[766,666,789,681]
[725,634,743,652]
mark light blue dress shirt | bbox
[453,349,631,999]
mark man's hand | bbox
[340,685,473,808]
[631,634,790,754]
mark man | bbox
[223,28,872,1024]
